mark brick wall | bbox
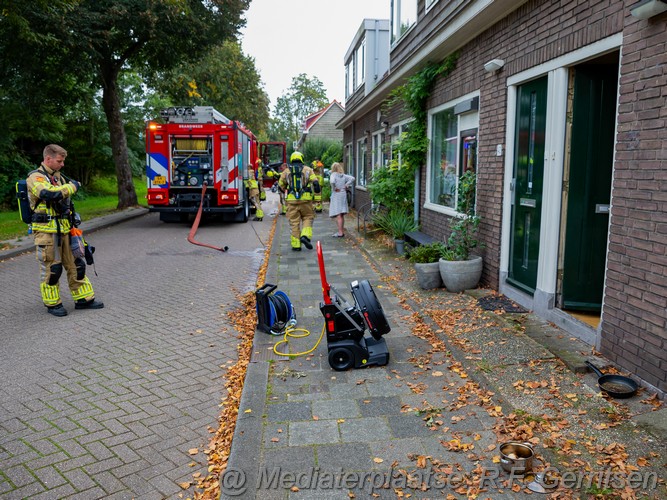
[602,6,667,392]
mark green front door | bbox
[508,77,548,295]
[561,63,617,310]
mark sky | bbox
[240,0,390,110]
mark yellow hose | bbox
[273,324,326,357]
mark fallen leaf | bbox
[188,448,199,455]
[373,457,384,463]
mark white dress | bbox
[329,172,355,217]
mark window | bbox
[345,142,353,174]
[390,121,411,168]
[372,131,385,170]
[353,40,365,90]
[391,0,417,44]
[428,100,478,212]
[346,37,366,96]
[425,0,439,13]
[356,139,367,187]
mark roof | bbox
[302,100,345,133]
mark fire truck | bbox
[259,141,287,189]
[145,106,259,223]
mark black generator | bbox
[317,242,390,371]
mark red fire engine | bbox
[259,141,287,189]
[146,106,259,223]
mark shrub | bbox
[407,242,447,264]
[372,208,418,240]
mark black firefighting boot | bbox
[75,298,105,310]
[300,236,313,250]
[47,304,68,317]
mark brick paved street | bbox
[0,207,274,499]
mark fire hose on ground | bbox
[187,182,228,252]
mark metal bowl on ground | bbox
[499,441,534,474]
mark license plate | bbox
[153,175,166,185]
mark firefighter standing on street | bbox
[311,159,324,213]
[276,162,288,215]
[27,144,104,317]
[246,161,264,221]
[278,152,320,251]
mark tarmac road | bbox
[0,207,273,499]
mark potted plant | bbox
[372,208,418,255]
[439,170,483,292]
[407,242,446,289]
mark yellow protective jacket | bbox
[278,163,317,202]
[26,165,78,233]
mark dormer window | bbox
[391,0,417,44]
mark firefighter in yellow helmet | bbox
[278,151,320,251]
[245,162,264,221]
[311,159,324,212]
[27,144,104,317]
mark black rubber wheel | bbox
[328,347,354,371]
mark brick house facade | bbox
[339,0,666,395]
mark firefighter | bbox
[27,144,104,317]
[245,163,264,221]
[311,159,324,213]
[278,152,320,251]
[276,162,289,215]
[256,159,267,202]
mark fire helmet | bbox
[290,151,304,163]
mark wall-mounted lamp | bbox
[364,130,371,135]
[484,59,505,73]
[630,0,667,18]
[381,121,390,128]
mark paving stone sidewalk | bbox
[224,208,666,500]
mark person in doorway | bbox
[27,144,104,317]
[328,162,355,238]
[278,152,320,251]
[246,162,264,221]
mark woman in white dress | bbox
[328,162,355,237]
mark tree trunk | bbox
[100,67,138,210]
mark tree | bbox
[6,0,250,209]
[152,41,270,136]
[271,74,328,145]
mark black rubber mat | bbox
[477,295,528,313]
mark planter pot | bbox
[438,256,483,293]
[394,238,406,255]
[414,262,442,290]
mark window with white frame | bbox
[389,121,411,168]
[372,131,384,171]
[428,101,478,211]
[345,65,350,99]
[345,142,353,174]
[391,0,417,44]
[356,138,367,187]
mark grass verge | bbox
[0,176,147,243]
